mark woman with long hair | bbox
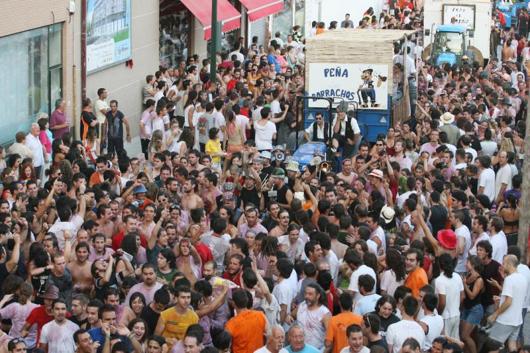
[371,294,399,333]
[128,318,149,352]
[379,248,406,296]
[183,90,198,129]
[148,130,166,162]
[460,255,484,353]
[19,161,36,182]
[498,193,520,246]
[225,109,245,153]
[6,154,21,181]
[84,128,99,166]
[175,238,202,285]
[120,292,147,326]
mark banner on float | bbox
[307,63,389,109]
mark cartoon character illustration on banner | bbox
[358,69,388,108]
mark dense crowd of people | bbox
[0,2,530,353]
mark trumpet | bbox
[320,161,331,173]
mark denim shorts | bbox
[461,303,484,325]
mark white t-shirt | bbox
[497,272,528,326]
[255,120,277,150]
[420,313,444,350]
[469,232,490,256]
[296,302,330,349]
[517,264,530,309]
[371,226,386,253]
[272,277,297,316]
[480,140,498,157]
[490,231,508,264]
[434,274,464,319]
[478,168,496,202]
[254,346,288,353]
[354,293,381,315]
[464,147,477,162]
[40,319,79,353]
[25,134,45,168]
[48,214,84,250]
[380,269,404,297]
[348,265,377,305]
[270,100,281,115]
[340,347,370,353]
[455,225,471,273]
[212,110,226,140]
[94,99,108,124]
[386,320,425,353]
[495,164,513,199]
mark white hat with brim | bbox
[440,112,455,124]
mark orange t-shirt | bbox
[405,267,429,298]
[225,310,267,353]
[325,312,363,353]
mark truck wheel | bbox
[468,46,484,66]
[422,44,432,62]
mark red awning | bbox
[180,0,241,40]
[239,0,284,21]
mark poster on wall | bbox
[307,63,389,109]
[86,0,132,73]
[442,4,475,30]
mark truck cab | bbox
[431,25,466,66]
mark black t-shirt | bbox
[240,187,261,209]
[71,315,88,329]
[429,204,448,237]
[81,111,97,138]
[276,183,290,206]
[141,304,161,333]
[369,339,389,353]
[374,312,400,332]
[262,215,278,231]
[481,259,503,307]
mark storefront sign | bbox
[86,0,132,73]
[307,63,389,109]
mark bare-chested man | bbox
[502,38,516,62]
[67,241,94,294]
[96,204,114,243]
[200,173,221,214]
[337,159,357,186]
[181,178,204,211]
[187,150,205,172]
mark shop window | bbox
[0,24,63,144]
[160,0,191,68]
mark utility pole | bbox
[518,101,530,263]
[210,0,218,84]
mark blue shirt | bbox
[267,54,281,73]
[286,344,321,353]
[88,327,133,353]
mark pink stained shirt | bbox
[39,130,51,154]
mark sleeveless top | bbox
[463,276,482,309]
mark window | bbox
[0,23,63,144]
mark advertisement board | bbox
[307,63,389,109]
[86,0,132,73]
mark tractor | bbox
[422,25,484,66]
